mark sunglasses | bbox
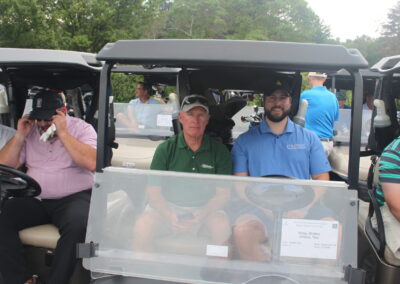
[181,95,210,108]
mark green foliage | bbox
[4,0,382,98]
[344,35,384,66]
[111,73,143,103]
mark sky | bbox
[305,0,399,41]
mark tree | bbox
[0,0,164,52]
[344,35,385,66]
[380,1,400,56]
[156,0,332,43]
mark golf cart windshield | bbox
[83,168,356,284]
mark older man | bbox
[0,90,97,284]
[133,95,232,251]
[231,87,331,261]
[301,72,339,156]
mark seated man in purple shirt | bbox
[0,90,97,284]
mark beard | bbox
[264,106,290,122]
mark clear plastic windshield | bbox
[114,102,178,139]
[84,168,357,284]
[334,109,372,145]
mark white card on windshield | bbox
[280,219,339,260]
[157,114,172,127]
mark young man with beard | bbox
[232,87,330,180]
[0,90,97,284]
[230,87,331,262]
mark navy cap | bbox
[29,90,64,120]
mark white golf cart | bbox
[78,39,369,284]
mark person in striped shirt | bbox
[375,136,400,259]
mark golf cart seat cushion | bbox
[385,246,400,266]
[19,224,60,249]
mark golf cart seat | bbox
[364,189,400,283]
[19,224,60,249]
[363,157,400,283]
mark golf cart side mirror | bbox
[373,99,394,153]
[293,99,308,127]
[373,99,391,128]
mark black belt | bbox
[320,138,333,142]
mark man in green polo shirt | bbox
[133,95,232,252]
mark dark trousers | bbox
[0,190,91,284]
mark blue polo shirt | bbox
[300,86,339,139]
[232,119,331,179]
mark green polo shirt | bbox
[150,133,232,206]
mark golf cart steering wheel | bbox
[262,174,295,179]
[0,164,41,211]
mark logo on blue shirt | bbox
[287,144,305,150]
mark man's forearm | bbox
[58,132,96,171]
[148,186,173,218]
[197,187,230,219]
[0,133,25,168]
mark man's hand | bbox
[16,115,35,138]
[52,110,68,137]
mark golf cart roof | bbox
[112,65,181,74]
[0,48,102,90]
[330,68,382,78]
[0,48,102,69]
[371,55,400,74]
[97,39,368,72]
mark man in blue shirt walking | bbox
[300,72,339,156]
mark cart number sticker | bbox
[206,245,229,257]
[280,219,339,259]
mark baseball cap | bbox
[336,91,347,101]
[263,80,292,97]
[308,72,327,78]
[180,95,209,113]
[29,90,64,121]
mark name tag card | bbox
[280,219,339,260]
[157,114,173,127]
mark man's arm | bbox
[311,172,329,181]
[53,110,96,172]
[381,182,400,221]
[0,115,34,168]
[0,133,25,168]
[147,185,174,219]
[195,187,230,220]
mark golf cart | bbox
[0,48,102,284]
[325,69,383,200]
[357,55,400,284]
[77,39,369,284]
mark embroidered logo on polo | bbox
[287,144,305,149]
[201,164,214,169]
